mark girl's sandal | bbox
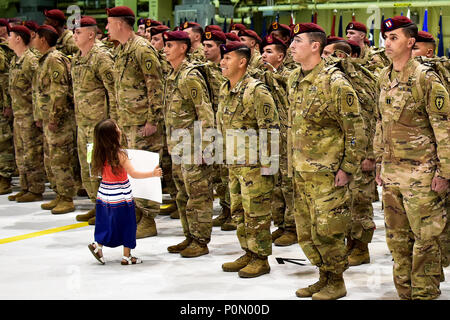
[88,242,105,265]
[121,255,143,265]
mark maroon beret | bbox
[150,25,170,36]
[238,29,261,43]
[261,35,287,49]
[230,23,246,32]
[145,19,162,28]
[292,23,325,37]
[37,24,58,35]
[416,30,435,43]
[326,36,346,45]
[220,41,249,57]
[137,18,146,26]
[24,20,39,32]
[106,6,135,18]
[381,16,415,37]
[163,30,190,42]
[0,18,10,32]
[346,39,361,52]
[205,25,223,32]
[203,30,226,43]
[44,9,66,22]
[10,25,31,37]
[225,32,240,42]
[268,22,291,35]
[346,21,367,34]
[182,21,201,30]
[76,16,97,28]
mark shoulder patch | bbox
[145,60,152,71]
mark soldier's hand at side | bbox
[141,122,157,137]
[431,176,449,193]
[335,169,350,187]
[361,159,376,172]
[375,171,383,186]
[48,122,58,132]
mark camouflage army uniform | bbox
[287,60,367,275]
[354,44,390,78]
[0,43,16,190]
[374,58,450,300]
[248,50,264,71]
[114,35,164,221]
[34,47,78,199]
[56,29,79,58]
[163,59,215,244]
[217,72,280,258]
[72,44,117,202]
[188,44,206,63]
[9,48,45,195]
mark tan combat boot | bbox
[274,230,297,247]
[0,177,12,195]
[296,269,329,297]
[76,208,96,222]
[136,215,157,238]
[168,237,192,253]
[16,192,43,203]
[271,228,285,242]
[180,239,209,258]
[41,195,61,210]
[348,240,370,266]
[238,255,271,278]
[51,196,75,214]
[312,272,347,300]
[8,190,26,201]
[222,251,253,272]
[213,206,230,227]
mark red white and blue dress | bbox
[94,162,137,249]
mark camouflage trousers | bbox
[122,123,164,218]
[272,167,295,232]
[213,164,230,209]
[229,166,273,257]
[161,143,177,201]
[349,170,376,243]
[0,115,16,179]
[293,171,351,275]
[77,124,100,202]
[172,162,213,243]
[439,194,450,268]
[383,184,447,300]
[42,118,79,198]
[13,117,45,194]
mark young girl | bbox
[88,119,162,265]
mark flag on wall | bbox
[437,11,444,56]
[379,14,385,48]
[331,11,336,36]
[338,13,343,37]
[422,9,428,32]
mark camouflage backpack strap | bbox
[319,63,340,105]
[242,77,263,117]
[410,62,432,103]
[184,62,214,105]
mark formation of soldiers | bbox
[0,6,449,300]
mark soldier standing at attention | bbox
[163,31,215,257]
[412,31,437,59]
[288,23,367,300]
[32,25,78,214]
[72,16,118,225]
[375,16,450,300]
[181,22,206,62]
[43,9,79,57]
[218,42,280,278]
[238,29,264,70]
[7,25,45,202]
[106,6,165,238]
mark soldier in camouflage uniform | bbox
[72,16,118,224]
[0,19,9,41]
[32,25,78,214]
[7,26,45,202]
[162,30,215,258]
[181,22,206,63]
[268,21,297,71]
[288,23,367,300]
[238,29,264,71]
[201,29,235,231]
[346,21,390,77]
[0,28,16,195]
[44,9,79,58]
[106,6,164,238]
[218,41,280,278]
[375,16,450,300]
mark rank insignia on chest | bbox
[436,96,445,110]
[52,71,59,79]
[386,97,391,105]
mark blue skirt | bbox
[94,180,137,249]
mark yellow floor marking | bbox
[0,222,89,245]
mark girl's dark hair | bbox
[92,119,127,176]
[12,30,30,45]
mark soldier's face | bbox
[184,27,200,44]
[384,29,415,60]
[73,27,94,48]
[151,33,164,50]
[239,36,255,49]
[220,51,244,79]
[262,45,284,68]
[290,33,316,63]
[7,31,17,50]
[270,30,290,43]
[137,24,145,36]
[164,40,187,64]
[144,27,151,41]
[346,30,365,43]
[412,41,435,58]
[203,40,221,62]
[322,44,335,58]
[106,17,121,41]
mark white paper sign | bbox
[126,149,162,203]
